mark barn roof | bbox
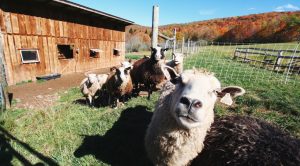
[37,0,134,25]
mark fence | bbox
[0,31,7,111]
[169,40,300,86]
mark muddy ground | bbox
[8,68,110,110]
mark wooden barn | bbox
[0,0,133,85]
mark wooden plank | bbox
[10,13,19,34]
[40,18,47,36]
[49,19,55,36]
[54,20,60,37]
[29,16,37,35]
[63,22,68,37]
[24,15,32,35]
[2,34,14,85]
[17,14,26,35]
[20,35,28,48]
[0,9,5,32]
[13,35,21,64]
[36,36,46,75]
[7,35,21,83]
[4,12,12,34]
[42,37,51,73]
[51,37,58,73]
[14,35,28,83]
[58,21,63,37]
[35,17,42,35]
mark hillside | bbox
[126,11,300,51]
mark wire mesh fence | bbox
[172,40,300,86]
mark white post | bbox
[151,5,159,48]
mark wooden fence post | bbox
[181,37,184,54]
[151,5,159,48]
[0,29,9,110]
[172,28,176,54]
[187,39,190,56]
[274,51,283,71]
[243,48,249,63]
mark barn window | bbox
[20,49,40,64]
[57,45,74,59]
[113,48,120,56]
[90,49,102,58]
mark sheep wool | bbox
[145,81,214,166]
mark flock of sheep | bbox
[80,46,183,107]
[80,47,300,165]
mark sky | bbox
[69,0,300,26]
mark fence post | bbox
[0,29,9,111]
[187,39,190,56]
[243,48,249,62]
[172,28,176,54]
[181,37,184,54]
[274,51,283,71]
[151,5,159,48]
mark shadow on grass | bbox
[74,105,153,166]
[0,126,58,166]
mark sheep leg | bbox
[147,85,153,100]
[88,95,93,107]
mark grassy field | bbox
[0,43,299,165]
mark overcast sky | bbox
[70,0,300,26]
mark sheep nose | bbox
[179,97,191,107]
[192,100,202,109]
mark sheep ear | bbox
[110,67,117,72]
[163,48,169,52]
[150,47,155,51]
[216,86,245,106]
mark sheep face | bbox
[170,71,220,129]
[113,66,132,83]
[169,70,244,130]
[173,53,184,64]
[151,47,168,61]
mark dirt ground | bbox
[8,68,110,110]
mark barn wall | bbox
[0,6,126,85]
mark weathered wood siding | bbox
[0,2,126,85]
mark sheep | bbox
[130,47,178,100]
[144,69,246,166]
[80,73,108,106]
[145,69,300,166]
[105,62,133,108]
[191,115,300,166]
[166,52,184,74]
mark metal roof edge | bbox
[52,0,134,25]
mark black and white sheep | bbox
[130,47,178,100]
[145,69,300,166]
[105,62,133,108]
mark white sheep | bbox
[145,69,300,166]
[80,73,108,106]
[166,52,184,74]
[145,69,245,166]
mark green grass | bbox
[0,43,299,165]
